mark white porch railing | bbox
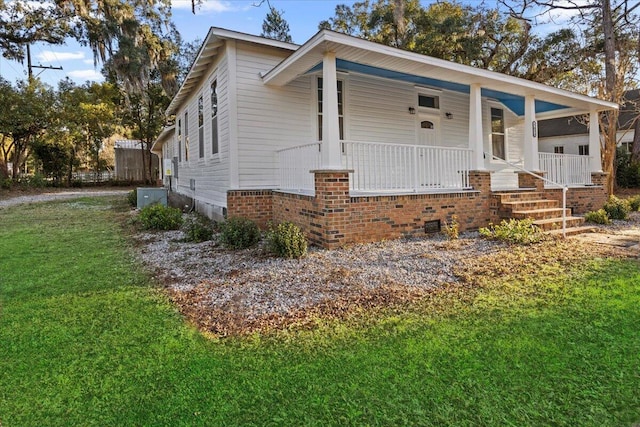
[277,142,321,194]
[539,153,592,186]
[343,141,472,193]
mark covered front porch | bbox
[264,30,616,197]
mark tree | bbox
[500,0,640,193]
[0,79,55,178]
[261,6,293,42]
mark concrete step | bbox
[546,226,597,237]
[512,208,572,220]
[494,191,548,203]
[501,199,560,210]
[534,216,585,231]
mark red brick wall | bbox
[226,190,273,228]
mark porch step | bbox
[512,208,572,220]
[501,199,560,210]
[533,216,585,231]
[546,226,597,237]
[494,191,549,203]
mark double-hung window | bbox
[198,96,204,158]
[211,80,218,155]
[491,108,505,160]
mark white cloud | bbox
[67,69,104,82]
[36,50,86,63]
[172,0,234,13]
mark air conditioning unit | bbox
[136,187,168,209]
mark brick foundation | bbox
[226,170,607,249]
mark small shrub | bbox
[627,195,640,212]
[1,178,12,190]
[219,217,261,249]
[584,209,610,225]
[443,215,459,241]
[479,218,544,244]
[603,195,630,220]
[267,221,307,259]
[138,204,183,230]
[182,213,214,242]
[126,189,137,207]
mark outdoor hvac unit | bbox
[137,187,168,209]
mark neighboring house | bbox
[115,139,159,182]
[152,27,617,248]
[539,89,639,156]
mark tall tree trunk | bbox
[632,115,640,164]
[601,0,618,194]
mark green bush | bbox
[603,195,630,220]
[219,217,261,249]
[627,195,640,212]
[182,213,214,242]
[126,189,137,207]
[479,218,544,244]
[267,221,307,258]
[138,204,183,230]
[1,178,12,190]
[584,209,610,225]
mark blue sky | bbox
[0,0,567,87]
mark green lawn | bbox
[1,197,639,426]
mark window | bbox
[621,141,634,153]
[211,80,218,155]
[198,96,204,158]
[418,94,439,109]
[554,146,564,154]
[184,111,189,161]
[421,121,434,129]
[578,144,589,156]
[317,77,344,141]
[491,108,505,160]
[177,118,182,162]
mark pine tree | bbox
[261,6,293,43]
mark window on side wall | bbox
[184,111,189,161]
[177,118,182,162]
[490,107,505,160]
[578,144,589,156]
[211,80,218,155]
[317,77,344,141]
[198,95,204,158]
[554,146,564,154]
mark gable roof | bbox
[262,29,617,119]
[166,28,299,116]
[539,89,640,137]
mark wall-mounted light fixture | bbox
[408,107,416,115]
[445,112,453,119]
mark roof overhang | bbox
[151,125,175,156]
[262,30,618,118]
[166,27,299,116]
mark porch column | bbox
[523,95,539,171]
[321,52,342,169]
[468,83,485,170]
[589,108,603,172]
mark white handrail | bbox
[485,152,568,238]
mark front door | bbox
[418,114,439,146]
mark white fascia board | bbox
[166,27,300,116]
[263,30,618,112]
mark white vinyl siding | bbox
[172,54,230,212]
[235,42,312,188]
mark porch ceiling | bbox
[262,30,618,118]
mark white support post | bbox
[321,52,343,170]
[523,95,539,171]
[589,109,602,172]
[468,84,485,170]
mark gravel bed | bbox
[0,189,130,208]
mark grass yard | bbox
[1,197,639,426]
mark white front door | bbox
[418,114,439,146]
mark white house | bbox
[152,27,617,248]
